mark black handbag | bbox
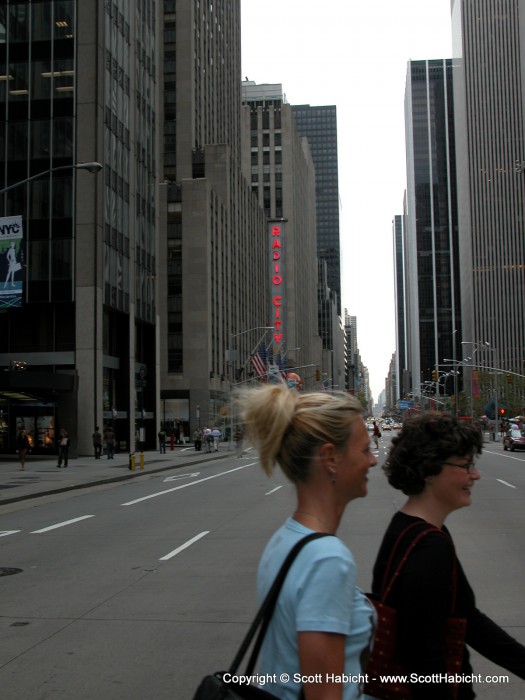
[193,532,331,700]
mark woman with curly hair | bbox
[237,383,377,700]
[368,412,525,700]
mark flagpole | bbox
[228,326,274,450]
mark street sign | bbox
[398,400,414,409]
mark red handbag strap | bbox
[380,521,459,612]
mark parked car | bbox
[503,428,525,451]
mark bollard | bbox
[140,451,144,470]
[129,452,135,471]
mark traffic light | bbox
[432,369,438,382]
[499,407,506,416]
[507,374,513,384]
[315,368,321,381]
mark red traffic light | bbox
[499,408,506,415]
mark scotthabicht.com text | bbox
[222,672,510,686]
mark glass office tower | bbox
[404,59,461,397]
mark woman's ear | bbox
[318,442,339,469]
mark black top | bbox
[371,511,525,699]
[16,432,29,449]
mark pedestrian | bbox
[104,425,116,459]
[92,426,102,459]
[234,427,245,458]
[193,428,202,451]
[158,426,166,454]
[211,426,221,451]
[369,412,525,699]
[16,428,30,471]
[203,427,213,453]
[57,428,70,468]
[372,420,381,449]
[236,384,377,699]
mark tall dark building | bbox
[404,59,461,397]
[292,104,342,318]
[392,214,407,401]
[0,1,161,455]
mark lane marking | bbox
[496,479,517,490]
[0,530,21,538]
[483,449,525,462]
[31,515,95,534]
[159,531,210,560]
[163,472,200,482]
[265,486,283,496]
[121,462,257,506]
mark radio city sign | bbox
[270,222,285,345]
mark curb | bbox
[0,453,223,507]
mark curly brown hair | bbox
[384,412,483,495]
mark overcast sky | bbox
[241,1,453,402]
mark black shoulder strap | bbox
[380,522,459,613]
[228,531,332,676]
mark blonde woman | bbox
[238,384,377,700]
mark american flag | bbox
[251,342,267,377]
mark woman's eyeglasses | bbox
[442,461,478,473]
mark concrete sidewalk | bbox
[0,444,232,506]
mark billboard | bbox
[0,215,24,309]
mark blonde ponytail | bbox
[236,384,363,483]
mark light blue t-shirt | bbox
[257,518,376,700]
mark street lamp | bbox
[461,340,490,417]
[0,162,103,195]
[446,342,500,439]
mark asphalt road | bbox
[0,436,524,699]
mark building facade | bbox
[159,1,268,437]
[0,0,162,455]
[451,0,525,379]
[241,83,322,387]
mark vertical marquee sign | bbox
[269,221,285,348]
[0,215,24,309]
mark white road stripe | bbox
[0,530,21,538]
[496,479,517,490]
[265,486,283,495]
[159,531,210,560]
[31,515,95,534]
[121,462,257,506]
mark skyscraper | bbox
[160,2,268,432]
[451,0,525,375]
[292,104,342,319]
[404,59,461,398]
[241,82,322,383]
[392,214,407,401]
[0,1,161,455]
